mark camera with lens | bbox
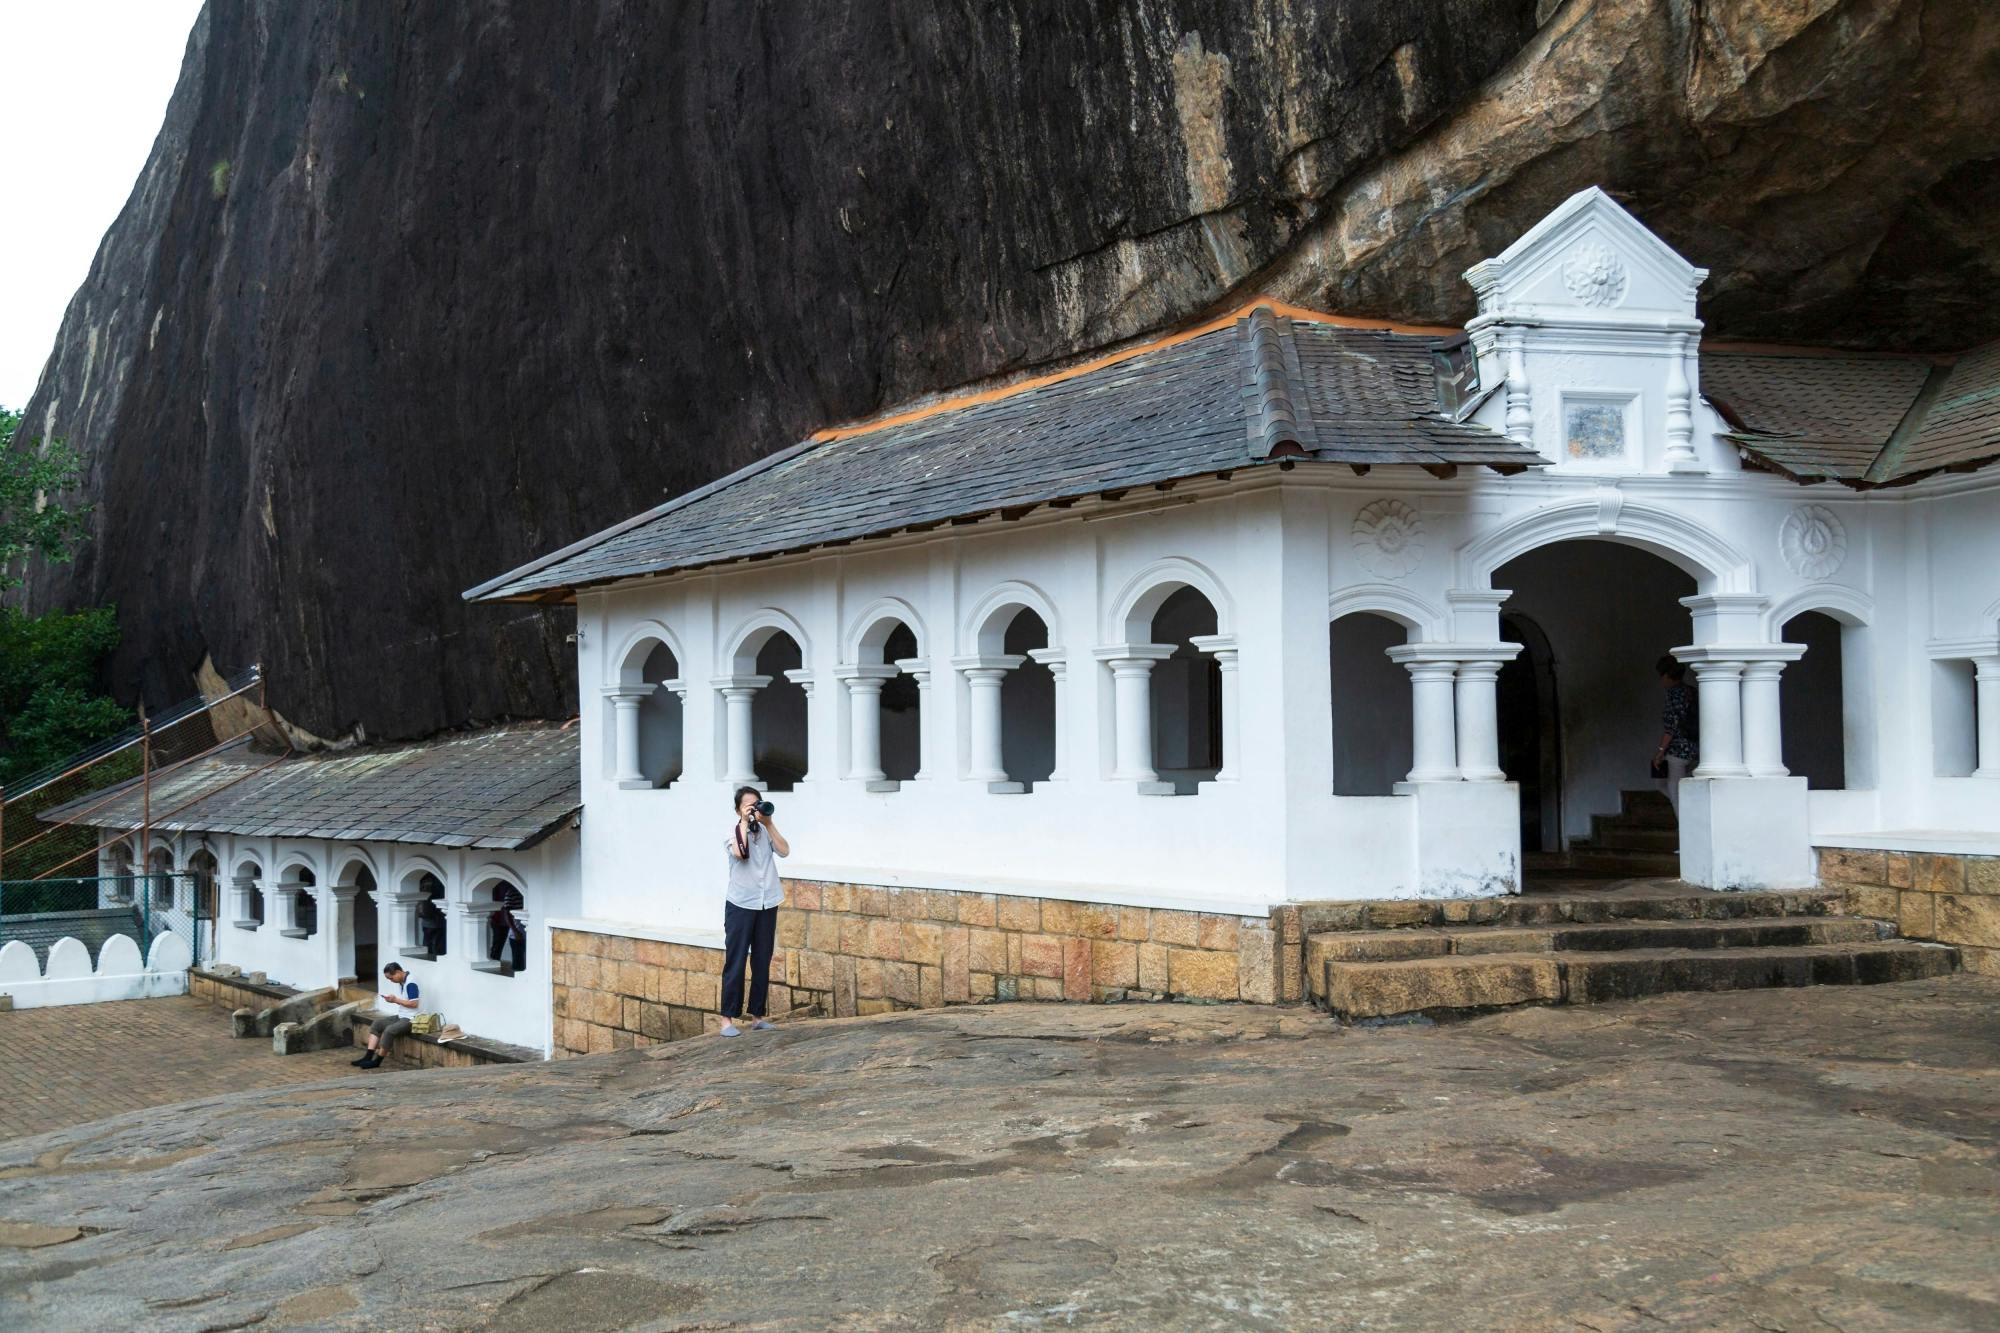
[753,800,775,817]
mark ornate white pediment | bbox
[1464,187,1707,328]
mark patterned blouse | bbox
[1661,683,1698,761]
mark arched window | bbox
[1329,611,1415,796]
[997,610,1056,788]
[1781,610,1870,790]
[145,846,177,917]
[187,849,219,920]
[276,864,318,939]
[635,642,684,786]
[472,877,528,977]
[751,631,809,790]
[402,868,449,958]
[1148,587,1223,795]
[233,857,265,928]
[842,609,923,788]
[336,859,380,984]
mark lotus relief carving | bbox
[1352,500,1425,578]
[1561,240,1628,308]
[1779,504,1846,579]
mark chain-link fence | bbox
[0,871,212,971]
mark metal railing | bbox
[0,665,285,884]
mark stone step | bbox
[1293,887,1843,935]
[1618,789,1677,827]
[1560,847,1682,877]
[1322,940,1958,1020]
[1588,819,1678,852]
[1306,916,1889,991]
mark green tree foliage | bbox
[0,604,132,788]
[1,405,89,590]
[0,404,129,798]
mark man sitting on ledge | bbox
[353,962,419,1070]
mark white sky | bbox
[0,2,206,409]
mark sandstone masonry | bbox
[550,877,1284,1057]
[1817,846,2000,976]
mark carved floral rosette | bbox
[1561,240,1628,308]
[1352,499,1425,579]
[1779,504,1846,580]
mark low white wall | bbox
[0,933,191,1010]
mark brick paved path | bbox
[0,996,366,1140]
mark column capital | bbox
[1188,633,1238,663]
[1671,642,1805,665]
[892,657,932,685]
[1092,642,1175,665]
[663,677,689,700]
[599,684,655,704]
[1025,647,1068,676]
[834,663,900,685]
[711,673,773,694]
[781,668,817,695]
[949,654,1026,675]
[327,884,364,904]
[1971,652,2000,680]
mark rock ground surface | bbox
[2,978,1998,1329]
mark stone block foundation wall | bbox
[550,879,1286,1057]
[1817,847,1999,976]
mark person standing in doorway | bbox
[720,785,790,1037]
[1653,656,1698,818]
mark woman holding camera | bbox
[719,785,790,1036]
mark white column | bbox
[895,658,932,780]
[953,654,1024,787]
[1026,649,1070,782]
[836,665,898,785]
[458,900,496,971]
[1189,634,1240,782]
[1404,660,1461,782]
[1503,329,1532,442]
[1975,655,2000,778]
[1388,647,1462,783]
[1453,657,1511,782]
[1741,660,1789,777]
[1663,331,1702,472]
[782,670,816,781]
[232,874,260,928]
[601,685,651,787]
[712,674,770,787]
[1093,644,1175,786]
[1690,659,1748,777]
[387,888,424,956]
[327,884,361,979]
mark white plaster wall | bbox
[201,829,580,1054]
[573,459,2000,913]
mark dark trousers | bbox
[721,902,779,1018]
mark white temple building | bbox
[65,188,1999,1054]
[469,188,2000,934]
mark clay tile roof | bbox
[465,305,1542,602]
[1705,340,2000,486]
[1701,351,1937,481]
[1873,339,2000,482]
[41,724,581,851]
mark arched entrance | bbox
[1497,613,1561,852]
[1491,540,1696,878]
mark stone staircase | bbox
[1536,788,1682,878]
[1305,887,1958,1021]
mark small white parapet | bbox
[0,933,192,1010]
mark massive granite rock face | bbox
[14,0,2000,740]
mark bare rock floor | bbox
[3,978,1998,1330]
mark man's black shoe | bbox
[350,1054,372,1066]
